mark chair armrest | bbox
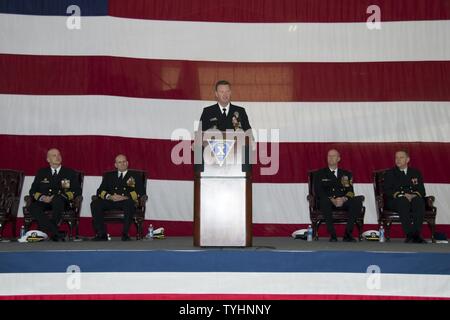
[24,195,32,206]
[354,195,365,202]
[139,195,148,207]
[375,195,384,209]
[425,196,435,209]
[73,195,83,209]
[306,194,315,209]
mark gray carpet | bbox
[1,236,449,253]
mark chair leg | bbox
[11,218,17,239]
[314,221,322,240]
[384,221,392,242]
[428,219,436,243]
[24,219,32,233]
[310,220,317,240]
[67,221,73,241]
[75,220,80,239]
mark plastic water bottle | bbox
[307,225,313,242]
[20,225,25,238]
[147,224,154,240]
[379,226,385,243]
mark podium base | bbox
[199,178,248,247]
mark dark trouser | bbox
[388,196,425,236]
[319,197,363,236]
[29,195,67,236]
[91,199,136,236]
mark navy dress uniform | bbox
[91,170,145,238]
[200,103,251,131]
[383,166,426,242]
[29,167,81,238]
[313,168,363,241]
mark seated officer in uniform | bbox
[29,148,81,241]
[91,154,146,241]
[313,149,363,242]
[384,150,426,243]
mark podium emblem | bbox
[207,139,235,166]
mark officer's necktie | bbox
[332,170,337,178]
[222,108,227,118]
[52,169,57,177]
[119,172,123,180]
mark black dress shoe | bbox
[413,235,427,243]
[121,235,131,241]
[343,234,357,242]
[404,233,414,243]
[92,234,108,241]
[50,231,66,242]
[329,235,338,242]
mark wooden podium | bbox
[194,131,252,247]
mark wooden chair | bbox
[0,170,24,240]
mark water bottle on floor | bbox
[379,226,385,243]
[147,224,154,240]
[20,225,25,238]
[307,225,313,242]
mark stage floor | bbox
[1,236,448,253]
[1,237,449,299]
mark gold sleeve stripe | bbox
[130,191,138,201]
[414,191,422,197]
[34,192,42,201]
[393,192,400,198]
[66,191,74,201]
[100,191,107,199]
[345,192,354,198]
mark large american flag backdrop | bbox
[1,0,450,237]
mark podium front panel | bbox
[200,178,246,246]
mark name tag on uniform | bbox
[40,178,50,183]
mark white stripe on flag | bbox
[1,95,450,142]
[1,14,450,62]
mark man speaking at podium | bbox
[195,80,254,247]
[200,80,252,132]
